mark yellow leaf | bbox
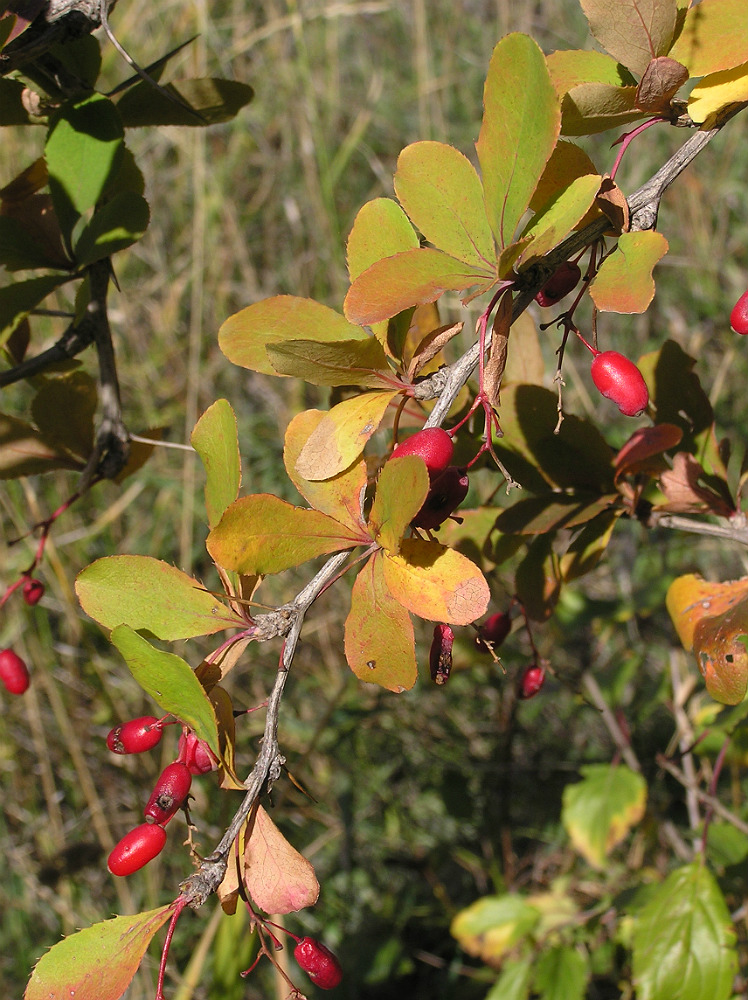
[687,62,748,126]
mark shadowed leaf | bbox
[116,78,254,127]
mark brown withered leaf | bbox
[406,321,463,381]
[596,176,629,234]
[636,57,689,114]
[658,452,735,516]
[483,292,512,410]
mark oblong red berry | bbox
[144,762,192,825]
[0,649,30,694]
[590,351,649,417]
[294,937,343,990]
[412,466,469,530]
[177,731,218,775]
[106,716,163,755]
[22,578,45,606]
[391,427,454,478]
[520,665,546,700]
[108,822,167,876]
[475,611,511,652]
[730,289,748,334]
[535,261,581,307]
[429,624,454,685]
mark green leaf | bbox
[535,945,588,1000]
[451,894,541,964]
[111,625,220,756]
[75,555,234,639]
[72,191,150,265]
[368,455,430,554]
[45,94,125,243]
[191,398,241,530]
[0,274,72,348]
[632,862,738,1000]
[116,77,254,127]
[518,173,601,267]
[266,337,393,387]
[206,494,365,575]
[579,0,678,77]
[514,534,561,622]
[346,197,420,282]
[24,905,174,1000]
[670,0,748,77]
[219,295,368,376]
[0,412,83,477]
[0,77,32,124]
[485,959,533,1000]
[589,231,668,313]
[344,247,493,327]
[476,33,560,250]
[394,141,496,268]
[294,390,397,480]
[559,510,618,582]
[546,49,638,95]
[562,763,647,868]
[344,551,418,692]
[560,83,642,136]
[382,538,490,626]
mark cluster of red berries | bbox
[391,427,468,530]
[106,717,217,876]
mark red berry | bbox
[108,822,167,876]
[0,648,30,694]
[590,351,649,417]
[294,937,343,990]
[535,261,582,307]
[177,731,218,775]
[475,612,511,652]
[429,624,454,685]
[412,466,469,530]
[520,664,545,699]
[391,427,454,479]
[730,289,748,334]
[144,762,192,825]
[22,578,45,606]
[106,716,163,755]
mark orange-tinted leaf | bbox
[589,231,668,313]
[670,0,748,77]
[614,423,683,482]
[283,409,367,533]
[206,495,365,575]
[658,452,735,515]
[266,337,393,388]
[667,574,746,651]
[344,247,493,327]
[580,0,678,77]
[394,141,496,268]
[477,33,560,249]
[382,538,490,626]
[191,399,241,530]
[529,140,599,215]
[295,390,397,480]
[219,296,368,376]
[242,806,319,914]
[688,62,748,126]
[344,551,418,691]
[406,320,463,381]
[368,455,430,554]
[636,56,689,112]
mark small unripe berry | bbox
[391,427,454,479]
[475,612,511,652]
[108,822,167,876]
[106,716,163,755]
[429,624,454,685]
[177,731,218,775]
[730,289,748,334]
[294,937,343,990]
[520,664,545,699]
[22,578,45,606]
[535,261,582,307]
[144,762,192,825]
[412,466,469,530]
[0,648,30,694]
[590,351,649,417]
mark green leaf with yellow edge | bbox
[344,551,418,691]
[382,538,490,626]
[343,247,493,327]
[76,555,234,639]
[191,399,241,530]
[670,0,748,77]
[561,83,642,135]
[219,296,368,376]
[24,904,174,1000]
[72,191,150,266]
[580,0,678,77]
[111,625,220,756]
[535,945,589,1000]
[266,337,393,388]
[283,409,367,534]
[206,494,366,575]
[687,62,748,126]
[295,390,397,481]
[450,894,541,965]
[632,862,738,1000]
[518,173,601,267]
[477,33,560,249]
[666,573,748,705]
[547,49,637,95]
[394,141,496,269]
[562,763,647,869]
[589,231,668,313]
[368,455,430,554]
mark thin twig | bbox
[657,754,748,837]
[581,672,641,774]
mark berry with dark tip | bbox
[535,261,581,307]
[294,937,343,990]
[108,822,167,876]
[144,762,192,825]
[22,578,45,606]
[0,649,30,694]
[106,716,163,755]
[590,351,649,417]
[391,427,454,479]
